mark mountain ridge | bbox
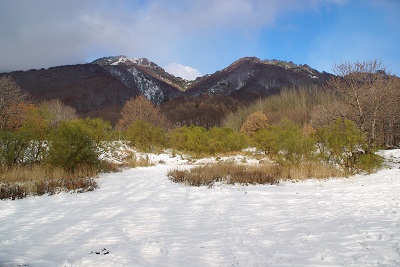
[183,56,331,101]
[0,56,333,123]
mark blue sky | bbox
[0,0,399,79]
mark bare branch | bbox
[0,76,30,130]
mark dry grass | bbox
[168,162,279,186]
[122,153,154,168]
[0,165,99,200]
[168,161,344,187]
[279,162,344,180]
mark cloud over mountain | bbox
[164,63,202,80]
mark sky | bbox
[0,0,399,80]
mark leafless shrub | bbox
[63,177,98,193]
[0,182,27,200]
[41,99,78,127]
[168,161,344,187]
[223,86,338,130]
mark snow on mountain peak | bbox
[108,56,148,66]
[91,56,151,68]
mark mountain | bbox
[1,64,139,122]
[91,56,185,102]
[1,56,184,123]
[0,56,333,123]
[185,57,332,101]
[92,56,192,91]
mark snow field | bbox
[0,150,400,266]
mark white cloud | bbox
[0,0,349,73]
[164,62,202,80]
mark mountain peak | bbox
[92,55,192,92]
[183,57,332,100]
[225,57,262,69]
[91,56,153,68]
[91,55,126,66]
[228,57,317,73]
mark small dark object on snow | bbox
[91,248,110,255]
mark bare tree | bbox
[310,101,348,128]
[39,99,78,127]
[325,60,398,147]
[380,78,400,146]
[0,76,30,130]
[117,95,170,130]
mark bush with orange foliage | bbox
[117,95,170,130]
[240,111,269,137]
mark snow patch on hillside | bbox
[109,56,145,66]
[127,67,165,104]
[107,67,131,87]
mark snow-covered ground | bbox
[1,150,400,266]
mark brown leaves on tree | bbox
[117,95,170,130]
[0,76,30,131]
[240,111,269,137]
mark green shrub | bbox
[80,117,112,143]
[47,120,100,174]
[253,128,277,155]
[274,119,316,164]
[184,126,208,154]
[0,131,29,169]
[125,120,166,152]
[168,125,208,154]
[208,127,247,154]
[355,152,384,174]
[253,119,316,165]
[168,126,248,155]
[167,126,189,152]
[19,106,52,164]
[316,118,367,174]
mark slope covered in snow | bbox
[1,150,400,266]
